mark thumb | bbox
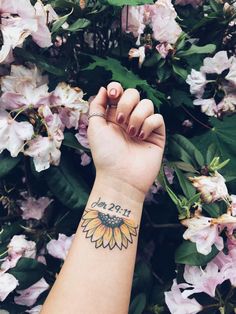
[88,87,108,128]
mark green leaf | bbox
[177,44,216,57]
[63,132,90,152]
[133,261,153,293]
[169,134,204,168]
[83,55,165,108]
[172,64,188,80]
[67,18,91,32]
[8,258,46,289]
[206,143,220,164]
[175,241,219,266]
[129,293,147,314]
[51,9,73,33]
[104,0,153,5]
[170,89,193,108]
[202,203,221,218]
[0,153,21,178]
[165,186,181,206]
[0,222,24,245]
[14,48,65,76]
[174,167,196,199]
[43,157,89,211]
[172,161,198,173]
[192,115,236,178]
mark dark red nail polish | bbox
[117,113,124,124]
[139,130,145,139]
[129,126,136,137]
[110,88,117,97]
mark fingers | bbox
[107,82,124,106]
[116,88,140,124]
[127,99,154,137]
[138,114,165,146]
[88,87,107,128]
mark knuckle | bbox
[125,88,140,97]
[130,112,144,125]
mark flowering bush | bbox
[0,0,236,313]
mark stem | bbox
[181,106,212,130]
[203,303,220,310]
[148,223,183,228]
[0,250,8,258]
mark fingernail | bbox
[128,126,136,137]
[139,130,145,139]
[117,113,124,124]
[109,88,117,97]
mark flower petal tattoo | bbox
[81,209,138,250]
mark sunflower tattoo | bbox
[81,209,138,250]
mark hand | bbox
[88,82,165,198]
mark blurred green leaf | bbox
[44,157,89,211]
[133,261,153,293]
[104,0,153,5]
[51,9,73,33]
[177,44,216,57]
[67,18,91,32]
[172,64,188,80]
[129,293,147,314]
[206,143,220,165]
[175,241,219,266]
[9,258,46,289]
[173,167,196,199]
[169,134,204,168]
[0,153,21,178]
[63,132,90,152]
[0,222,24,245]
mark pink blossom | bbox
[26,305,43,313]
[0,64,50,110]
[47,233,75,260]
[0,0,35,18]
[18,192,53,220]
[182,119,193,128]
[14,278,49,306]
[164,279,202,314]
[200,51,231,75]
[156,42,173,58]
[75,114,90,148]
[0,110,34,157]
[151,0,182,44]
[81,152,91,166]
[128,46,145,67]
[182,216,224,255]
[186,69,207,98]
[58,107,82,130]
[193,98,218,116]
[225,56,236,86]
[230,195,236,216]
[0,272,19,301]
[190,172,228,203]
[182,262,224,297]
[175,0,203,8]
[217,94,236,114]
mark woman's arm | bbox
[41,82,165,314]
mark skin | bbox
[41,82,165,314]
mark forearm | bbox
[41,176,144,314]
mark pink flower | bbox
[1,235,36,271]
[81,152,91,166]
[58,107,82,130]
[0,272,19,301]
[225,56,236,86]
[182,216,224,255]
[164,279,202,314]
[200,51,231,75]
[75,114,90,148]
[18,192,53,220]
[190,172,228,203]
[217,94,236,114]
[0,0,35,18]
[128,46,146,67]
[186,69,207,98]
[0,64,50,110]
[230,195,236,216]
[182,262,224,297]
[193,98,218,116]
[47,233,75,260]
[14,278,49,306]
[0,110,34,157]
[26,305,43,313]
[151,0,182,44]
[175,0,203,8]
[156,42,173,58]
[182,119,193,128]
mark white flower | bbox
[47,233,75,260]
[190,172,229,203]
[217,94,236,113]
[200,51,231,74]
[14,278,49,306]
[18,192,53,220]
[0,272,19,301]
[26,305,43,313]
[7,235,36,259]
[0,110,34,157]
[186,69,207,97]
[128,46,145,68]
[193,98,218,117]
[182,216,224,255]
[164,279,202,314]
[225,56,236,86]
